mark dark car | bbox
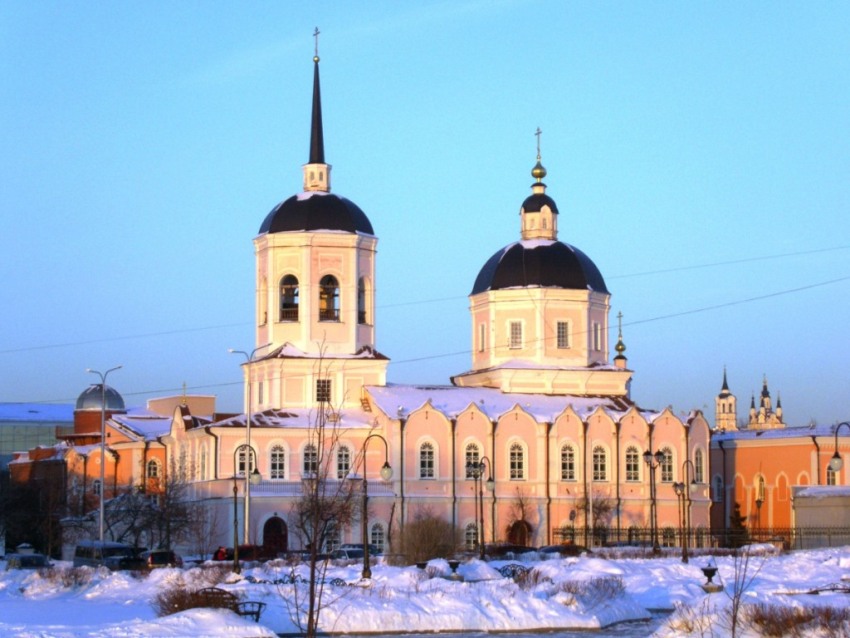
[538,544,591,557]
[330,548,364,561]
[141,549,183,568]
[5,553,52,570]
[484,543,538,558]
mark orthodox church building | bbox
[710,372,849,535]
[10,46,723,557]
[158,48,713,556]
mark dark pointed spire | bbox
[721,366,729,392]
[309,28,325,164]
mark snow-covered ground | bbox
[1,546,849,637]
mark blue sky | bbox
[1,1,848,426]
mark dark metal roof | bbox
[259,193,374,235]
[471,240,609,295]
[75,384,126,412]
[521,193,559,214]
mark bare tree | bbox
[505,487,535,545]
[284,356,360,638]
[719,547,766,637]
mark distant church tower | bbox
[715,368,737,431]
[244,40,388,411]
[452,131,631,397]
[749,376,784,429]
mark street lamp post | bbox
[465,460,482,555]
[228,344,270,547]
[232,476,240,574]
[674,459,697,564]
[86,365,122,543]
[643,449,664,552]
[478,457,493,560]
[828,422,850,474]
[361,433,392,579]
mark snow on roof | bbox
[258,342,387,361]
[210,406,376,430]
[110,408,172,440]
[0,403,74,424]
[712,422,843,442]
[795,485,850,499]
[366,383,653,422]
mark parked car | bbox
[5,553,52,570]
[339,543,381,555]
[538,544,591,557]
[330,548,364,560]
[73,541,140,569]
[141,549,183,568]
[484,543,538,558]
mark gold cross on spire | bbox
[535,127,542,159]
[313,27,321,60]
[617,311,623,339]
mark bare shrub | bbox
[152,587,240,617]
[557,576,624,601]
[40,566,94,589]
[663,599,717,638]
[515,567,551,591]
[745,603,850,638]
[191,563,232,587]
[392,508,461,565]
[424,565,440,579]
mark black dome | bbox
[259,192,374,235]
[471,240,609,295]
[521,193,559,214]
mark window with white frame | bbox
[316,378,332,403]
[509,321,522,349]
[370,523,386,553]
[625,446,640,482]
[556,321,570,349]
[712,476,723,502]
[592,446,607,481]
[660,447,673,483]
[146,458,161,479]
[465,443,480,479]
[337,445,351,479]
[827,467,837,485]
[593,322,601,351]
[237,446,256,477]
[319,275,340,321]
[694,449,705,483]
[92,479,102,495]
[509,442,525,480]
[324,524,341,552]
[303,444,318,476]
[419,442,435,479]
[560,444,576,481]
[465,523,479,551]
[270,445,286,479]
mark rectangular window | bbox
[478,323,486,353]
[419,443,435,479]
[337,446,351,480]
[625,450,639,482]
[316,378,331,403]
[592,447,607,481]
[556,321,570,349]
[593,322,601,352]
[660,450,673,483]
[560,446,575,481]
[827,469,837,486]
[303,445,318,475]
[510,444,524,480]
[509,321,522,349]
[258,381,264,405]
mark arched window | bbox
[319,275,340,321]
[419,442,435,479]
[465,523,479,551]
[661,527,676,547]
[509,443,525,480]
[370,523,386,553]
[324,525,341,552]
[694,449,705,483]
[465,443,480,479]
[757,475,766,500]
[92,479,102,495]
[280,275,299,321]
[146,458,161,479]
[560,444,576,481]
[625,446,640,482]
[337,445,351,479]
[660,447,674,483]
[357,277,369,325]
[303,444,318,476]
[713,476,723,503]
[592,446,607,481]
[270,445,286,480]
[237,445,256,477]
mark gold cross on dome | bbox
[535,127,542,158]
[313,27,320,58]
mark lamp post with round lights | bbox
[361,433,392,579]
[86,365,122,543]
[228,344,270,547]
[478,457,494,559]
[828,422,850,476]
[643,449,665,552]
